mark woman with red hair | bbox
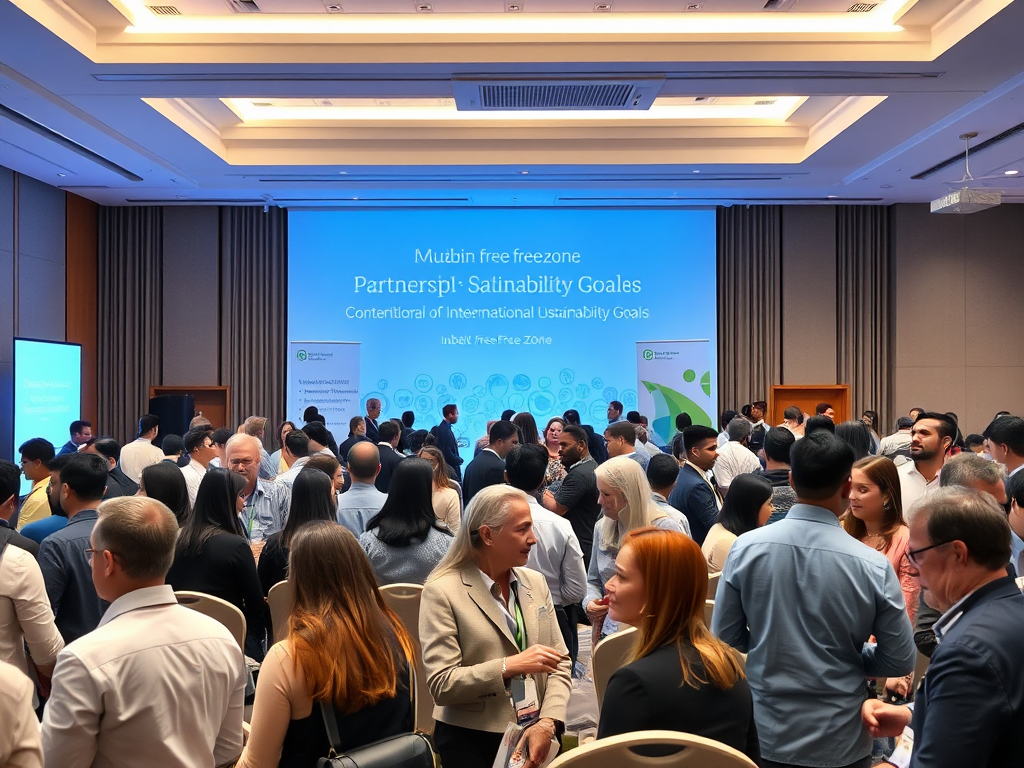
[598,526,759,761]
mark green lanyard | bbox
[511,587,527,652]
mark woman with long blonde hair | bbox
[598,527,757,761]
[583,456,686,639]
[237,522,415,767]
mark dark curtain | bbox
[837,206,893,433]
[717,206,782,413]
[219,207,287,428]
[97,207,163,444]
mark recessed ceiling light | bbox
[880,183,893,188]
[594,2,612,10]
[339,171,348,174]
[506,2,522,9]
[416,2,431,10]
[1005,170,1019,175]
[692,170,700,173]
[520,170,529,174]
[57,173,66,177]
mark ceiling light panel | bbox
[221,95,806,121]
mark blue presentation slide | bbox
[13,339,82,495]
[288,208,716,459]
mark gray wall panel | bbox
[17,176,66,263]
[780,206,837,384]
[161,207,220,385]
[18,253,66,341]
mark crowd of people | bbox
[1,397,1022,768]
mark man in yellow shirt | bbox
[17,438,55,530]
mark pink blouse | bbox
[882,525,919,625]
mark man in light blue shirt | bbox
[227,434,290,541]
[713,430,915,768]
[336,441,387,536]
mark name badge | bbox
[511,675,540,727]
[884,726,914,768]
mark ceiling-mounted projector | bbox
[930,188,1001,214]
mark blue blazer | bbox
[667,464,718,545]
[911,576,1024,768]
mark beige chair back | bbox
[379,583,433,735]
[707,571,722,600]
[175,591,246,650]
[704,599,715,627]
[268,580,294,644]
[592,626,639,712]
[548,730,757,768]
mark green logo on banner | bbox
[642,349,654,361]
[296,350,308,361]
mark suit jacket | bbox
[435,421,463,482]
[910,576,1024,768]
[375,444,405,493]
[338,434,368,464]
[420,565,572,733]
[462,449,506,506]
[364,417,380,445]
[103,467,140,500]
[667,464,719,545]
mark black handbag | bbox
[315,668,435,768]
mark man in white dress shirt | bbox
[273,429,312,489]
[117,414,164,484]
[42,496,246,768]
[714,417,763,494]
[899,412,956,519]
[505,443,587,668]
[180,426,216,506]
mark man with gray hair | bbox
[913,451,1012,657]
[712,416,762,494]
[243,416,277,480]
[226,434,290,545]
[862,487,1024,767]
[42,497,246,768]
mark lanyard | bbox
[511,585,527,652]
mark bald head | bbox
[347,441,381,483]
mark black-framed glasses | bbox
[906,540,953,566]
[85,547,119,564]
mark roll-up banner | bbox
[636,340,714,447]
[287,341,361,439]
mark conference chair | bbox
[707,572,721,600]
[175,591,246,650]
[547,730,757,768]
[268,580,294,644]
[704,599,714,628]
[592,626,638,712]
[379,583,433,734]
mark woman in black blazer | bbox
[597,526,759,762]
[166,468,266,657]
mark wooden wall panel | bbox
[66,193,98,426]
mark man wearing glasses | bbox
[863,487,1024,768]
[225,434,290,553]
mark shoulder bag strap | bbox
[319,701,344,758]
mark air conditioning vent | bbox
[847,2,877,10]
[754,99,777,105]
[762,0,797,10]
[225,0,261,12]
[147,5,181,14]
[453,78,664,111]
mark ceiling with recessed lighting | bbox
[1,0,1024,206]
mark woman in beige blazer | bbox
[420,485,572,768]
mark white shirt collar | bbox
[483,447,502,459]
[99,584,177,628]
